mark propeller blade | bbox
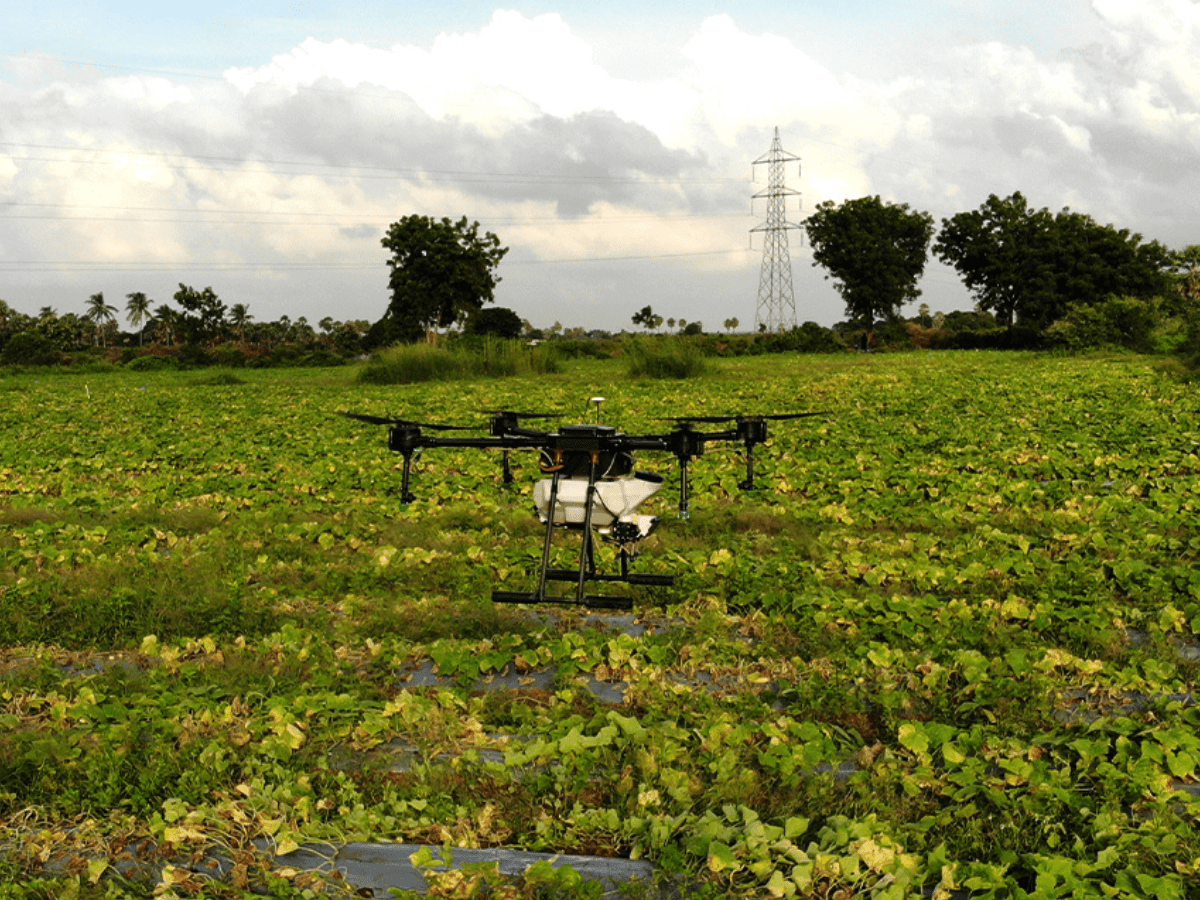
[756,411,826,421]
[485,409,560,420]
[660,411,823,424]
[340,412,476,431]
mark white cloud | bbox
[4,3,1200,329]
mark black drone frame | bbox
[344,410,820,610]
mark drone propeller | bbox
[485,410,560,483]
[484,409,560,420]
[655,411,824,511]
[341,412,476,432]
[660,411,824,424]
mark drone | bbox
[343,400,820,611]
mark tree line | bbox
[4,196,1200,368]
[801,191,1200,350]
[0,284,373,368]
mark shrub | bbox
[1046,295,1163,352]
[358,339,560,384]
[762,322,846,354]
[125,354,179,372]
[0,333,62,367]
[623,335,708,378]
[211,343,249,367]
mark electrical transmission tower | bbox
[751,127,802,333]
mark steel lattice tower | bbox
[751,127,802,333]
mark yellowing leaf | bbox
[163,825,206,843]
[766,868,793,897]
[707,841,738,873]
[708,548,733,567]
[897,723,929,754]
[87,859,108,884]
[856,838,895,872]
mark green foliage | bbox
[2,356,1200,898]
[358,339,560,384]
[622,335,708,378]
[381,215,509,338]
[804,195,935,328]
[170,284,228,345]
[935,192,1173,328]
[1045,295,1165,352]
[762,322,845,353]
[631,305,663,332]
[123,354,179,371]
[0,332,62,366]
[465,306,524,340]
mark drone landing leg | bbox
[575,454,601,602]
[678,457,691,519]
[739,443,756,492]
[400,452,416,505]
[533,469,562,602]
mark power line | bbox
[0,200,753,226]
[0,142,743,186]
[0,248,746,273]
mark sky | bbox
[1,0,1198,332]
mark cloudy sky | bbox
[1,1,1197,332]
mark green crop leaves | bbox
[3,355,1200,897]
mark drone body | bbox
[344,405,819,610]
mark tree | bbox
[804,196,935,330]
[934,192,1172,328]
[465,306,524,340]
[631,305,661,332]
[723,317,740,333]
[85,292,118,346]
[229,303,253,341]
[125,292,153,345]
[172,284,228,345]
[380,215,508,341]
[150,306,179,346]
[1166,246,1200,314]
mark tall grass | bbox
[623,334,709,378]
[358,339,561,384]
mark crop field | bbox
[2,351,1200,898]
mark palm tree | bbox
[228,303,252,341]
[125,292,153,345]
[85,292,118,347]
[150,306,179,346]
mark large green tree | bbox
[804,196,935,330]
[172,284,228,345]
[379,215,508,342]
[934,192,1172,328]
[465,306,524,340]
